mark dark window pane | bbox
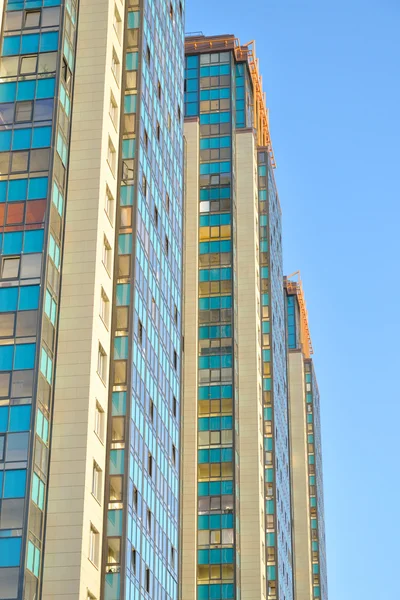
[41,7,60,27]
[11,151,28,173]
[33,99,53,122]
[4,11,23,30]
[0,103,15,124]
[38,52,57,75]
[6,432,29,462]
[0,57,19,77]
[0,152,10,175]
[0,313,15,337]
[116,307,128,330]
[26,200,46,224]
[0,499,24,529]
[6,202,24,225]
[0,567,19,599]
[1,258,20,279]
[0,373,10,398]
[24,10,40,28]
[15,101,33,123]
[30,149,49,172]
[20,56,37,75]
[20,254,42,279]
[16,311,37,337]
[11,370,33,398]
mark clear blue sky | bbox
[186,1,400,598]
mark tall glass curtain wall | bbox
[102,0,184,599]
[0,0,78,598]
[304,361,327,600]
[257,152,293,600]
[185,49,245,600]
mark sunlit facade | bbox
[182,34,293,600]
[285,277,328,600]
[0,0,184,598]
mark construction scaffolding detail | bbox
[285,272,314,358]
[185,34,276,168]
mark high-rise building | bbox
[182,35,293,600]
[0,0,184,599]
[285,275,328,600]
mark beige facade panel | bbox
[236,130,266,599]
[288,351,313,600]
[181,118,200,600]
[42,0,124,597]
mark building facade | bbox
[182,35,294,600]
[0,0,184,599]
[285,276,328,600]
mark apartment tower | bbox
[285,275,328,600]
[0,0,184,599]
[182,35,293,600]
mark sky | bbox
[186,1,400,598]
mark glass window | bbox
[3,470,26,498]
[0,499,24,529]
[24,11,40,28]
[1,257,20,279]
[20,254,42,279]
[11,370,33,398]
[89,525,99,565]
[6,432,29,462]
[15,100,33,123]
[0,567,19,599]
[20,55,37,75]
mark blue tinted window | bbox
[17,80,35,101]
[0,407,8,432]
[40,31,58,52]
[36,78,55,99]
[0,130,11,151]
[9,405,31,432]
[0,181,6,202]
[28,176,48,200]
[0,82,16,102]
[14,343,36,370]
[2,35,20,56]
[24,230,44,253]
[19,285,40,310]
[8,178,27,201]
[3,231,23,255]
[21,33,39,54]
[3,469,26,498]
[0,287,18,311]
[12,128,31,150]
[0,538,21,567]
[32,126,51,148]
[0,345,13,371]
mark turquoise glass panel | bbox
[28,176,48,199]
[4,470,26,498]
[9,405,31,431]
[0,537,21,567]
[0,345,13,371]
[107,509,123,536]
[0,287,18,311]
[16,80,35,101]
[8,178,27,201]
[109,449,124,474]
[19,285,40,310]
[0,82,16,102]
[105,573,120,600]
[24,229,44,253]
[14,343,36,370]
[3,231,23,254]
[21,33,39,53]
[40,31,59,51]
